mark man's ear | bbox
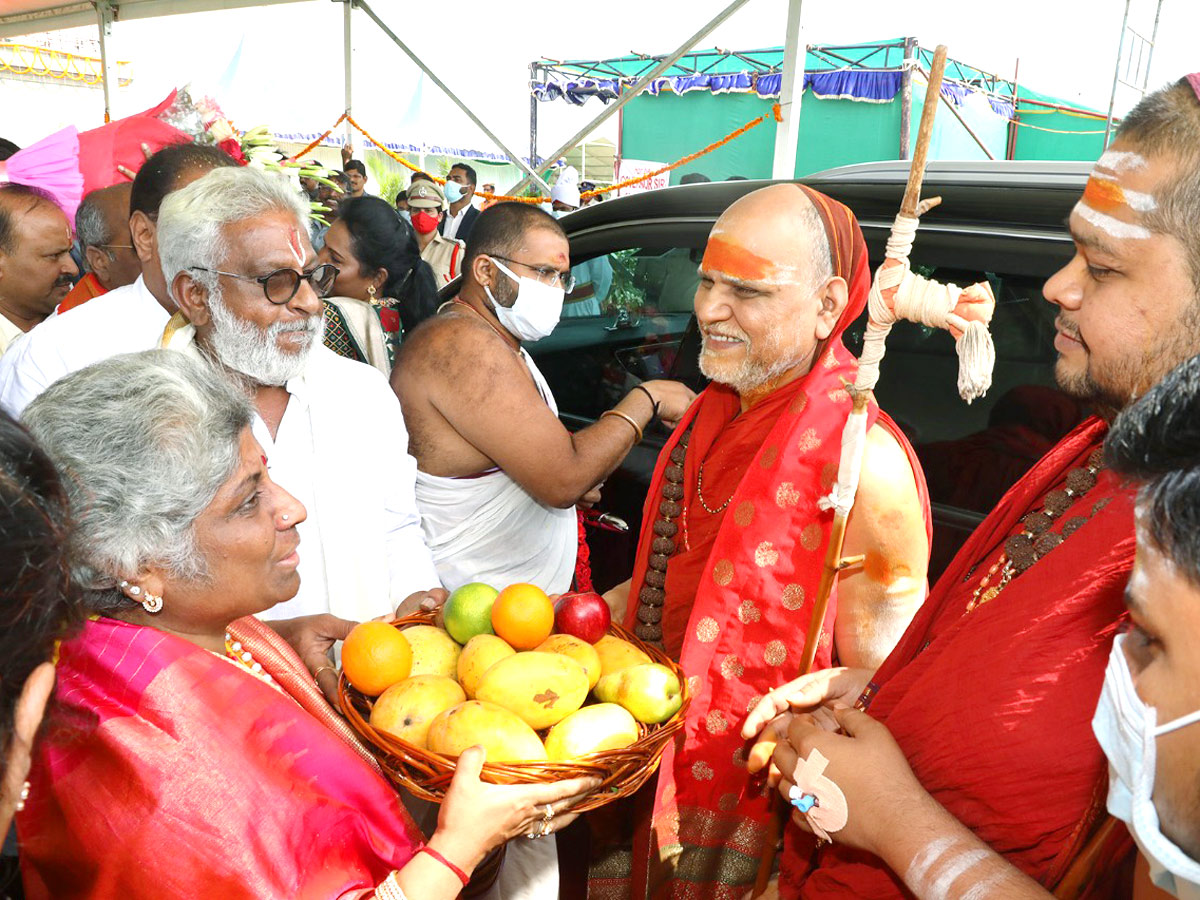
[814,276,849,342]
[84,245,111,284]
[129,211,156,264]
[173,270,213,327]
[470,254,495,289]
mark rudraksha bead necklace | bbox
[633,428,694,644]
[965,447,1105,614]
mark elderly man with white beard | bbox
[152,166,441,695]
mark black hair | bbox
[344,159,367,178]
[0,184,59,254]
[410,172,434,185]
[395,189,408,205]
[130,142,238,219]
[337,196,439,332]
[450,162,477,187]
[0,139,19,161]
[1106,352,1200,584]
[463,201,565,272]
[680,172,711,185]
[0,409,82,771]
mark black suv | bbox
[507,161,1090,586]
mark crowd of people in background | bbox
[2,73,1200,900]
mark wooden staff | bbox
[751,45,950,897]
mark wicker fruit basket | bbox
[339,610,688,812]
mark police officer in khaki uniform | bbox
[408,180,465,286]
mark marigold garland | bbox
[287,102,783,204]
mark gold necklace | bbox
[696,460,735,515]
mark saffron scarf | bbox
[617,187,930,899]
[18,616,423,899]
[793,417,1136,899]
[57,272,107,315]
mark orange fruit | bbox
[341,621,413,696]
[490,583,555,651]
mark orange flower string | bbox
[289,102,783,203]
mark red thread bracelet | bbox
[419,845,470,887]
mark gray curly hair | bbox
[157,164,311,303]
[22,350,254,614]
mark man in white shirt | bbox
[154,165,440,637]
[0,143,237,413]
[0,185,76,355]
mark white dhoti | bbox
[413,350,578,897]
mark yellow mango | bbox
[370,675,466,749]
[426,700,547,762]
[457,634,517,699]
[544,703,640,761]
[536,633,602,689]
[593,635,652,678]
[401,624,461,678]
[475,651,589,730]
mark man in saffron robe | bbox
[58,183,140,314]
[597,184,931,898]
[743,75,1200,899]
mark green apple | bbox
[442,582,499,644]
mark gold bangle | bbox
[314,665,337,682]
[600,409,644,443]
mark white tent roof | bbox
[0,0,304,41]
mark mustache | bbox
[269,316,322,337]
[702,325,748,343]
[1056,316,1084,342]
[53,275,74,287]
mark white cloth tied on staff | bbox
[861,212,996,402]
[413,348,577,595]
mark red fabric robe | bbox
[792,417,1135,898]
[615,187,930,899]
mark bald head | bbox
[706,184,832,294]
[695,185,847,403]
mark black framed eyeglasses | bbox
[490,255,576,293]
[188,263,340,304]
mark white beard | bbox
[698,321,813,396]
[207,291,324,386]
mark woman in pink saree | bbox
[15,350,597,899]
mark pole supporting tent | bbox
[509,0,753,198]
[353,0,551,194]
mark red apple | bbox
[554,591,611,644]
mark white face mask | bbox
[1093,633,1200,898]
[484,257,564,342]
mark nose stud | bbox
[281,514,290,522]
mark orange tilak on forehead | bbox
[702,235,786,284]
[1082,177,1129,215]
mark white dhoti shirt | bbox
[413,349,578,899]
[414,350,577,596]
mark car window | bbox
[534,246,698,425]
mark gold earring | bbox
[367,284,378,304]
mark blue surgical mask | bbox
[399,210,411,224]
[1093,634,1200,898]
[443,180,465,204]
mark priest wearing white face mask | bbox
[393,202,695,598]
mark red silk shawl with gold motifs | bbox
[620,188,930,897]
[18,616,423,899]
